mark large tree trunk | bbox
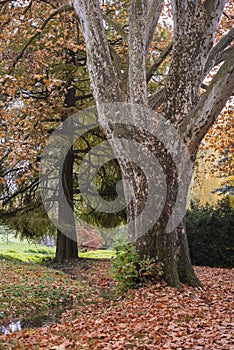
[73,0,233,288]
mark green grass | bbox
[0,234,55,262]
[0,233,114,262]
[79,249,115,259]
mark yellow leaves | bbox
[0,178,6,184]
[34,74,44,80]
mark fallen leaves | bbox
[0,260,90,321]
[0,263,233,349]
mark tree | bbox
[73,0,234,288]
[0,0,92,260]
[0,0,126,260]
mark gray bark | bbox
[73,0,233,288]
[181,52,234,155]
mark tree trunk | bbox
[55,144,78,261]
[135,150,201,289]
[55,77,78,261]
[73,0,233,288]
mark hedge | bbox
[186,197,234,268]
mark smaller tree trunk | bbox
[55,145,78,261]
[55,146,78,261]
[55,83,78,262]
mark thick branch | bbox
[204,0,226,16]
[204,27,234,77]
[146,42,172,83]
[128,0,148,104]
[214,46,234,66]
[73,0,122,103]
[165,0,227,124]
[181,54,234,154]
[203,0,227,34]
[145,0,164,52]
[148,87,166,109]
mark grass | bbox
[79,250,114,259]
[0,233,114,262]
[0,234,55,262]
[0,260,90,320]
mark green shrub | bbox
[187,197,234,268]
[111,243,164,291]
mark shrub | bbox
[187,197,234,268]
[76,225,103,251]
[111,243,164,291]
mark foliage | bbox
[111,243,164,291]
[1,205,56,242]
[77,225,103,251]
[0,0,91,248]
[187,197,234,268]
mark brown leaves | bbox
[1,263,233,349]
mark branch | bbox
[73,0,122,103]
[204,27,234,77]
[22,0,33,15]
[181,53,234,155]
[75,93,93,101]
[1,178,39,205]
[148,87,166,109]
[102,14,127,41]
[145,0,164,52]
[213,46,234,67]
[128,0,148,104]
[204,0,226,16]
[9,5,73,73]
[146,42,172,83]
[0,0,14,4]
[203,0,227,33]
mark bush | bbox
[76,225,103,251]
[187,197,234,268]
[111,243,164,291]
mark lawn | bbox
[0,234,55,262]
[0,233,114,262]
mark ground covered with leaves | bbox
[0,260,92,320]
[0,259,233,349]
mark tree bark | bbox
[73,0,232,288]
[55,143,78,261]
[55,78,78,261]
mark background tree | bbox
[0,0,92,260]
[0,0,130,259]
